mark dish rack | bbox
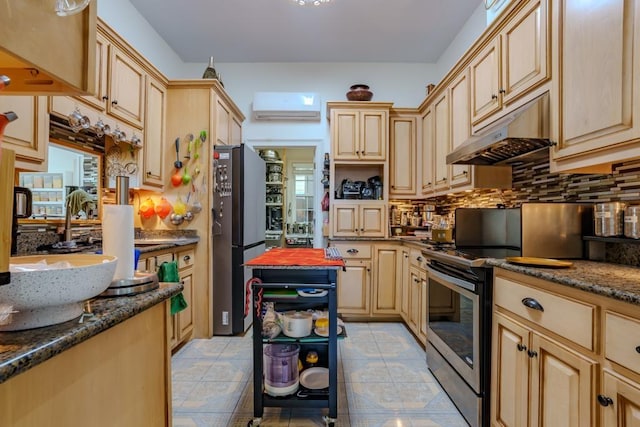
[248,267,342,427]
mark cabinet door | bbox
[552,0,640,166]
[470,38,501,125]
[389,115,417,196]
[400,249,410,322]
[178,272,194,340]
[360,111,387,160]
[79,32,109,112]
[142,75,165,189]
[449,70,472,188]
[359,205,385,237]
[433,91,451,192]
[421,107,435,195]
[408,266,421,334]
[372,246,400,314]
[216,97,231,146]
[529,333,597,427]
[332,204,358,237]
[231,115,242,145]
[0,96,48,171]
[338,260,370,315]
[418,270,428,342]
[602,370,640,427]
[332,110,359,160]
[491,312,531,427]
[501,0,549,105]
[108,46,145,128]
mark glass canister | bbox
[263,344,300,396]
[594,202,626,236]
[624,205,640,239]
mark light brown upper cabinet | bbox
[0,0,96,95]
[214,90,244,147]
[76,28,146,130]
[141,75,166,189]
[332,203,386,238]
[421,106,435,197]
[471,0,549,130]
[330,104,389,161]
[449,70,472,188]
[389,111,418,197]
[551,0,640,173]
[0,96,49,171]
[433,91,451,193]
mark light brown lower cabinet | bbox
[492,311,596,427]
[404,247,427,345]
[141,245,195,351]
[492,268,640,427]
[331,241,401,319]
[0,302,171,427]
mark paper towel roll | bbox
[102,205,135,281]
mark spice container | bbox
[594,202,626,236]
[624,205,640,239]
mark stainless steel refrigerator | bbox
[212,144,266,335]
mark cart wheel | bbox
[247,418,262,427]
[323,415,336,427]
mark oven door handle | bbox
[427,266,476,293]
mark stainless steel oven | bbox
[423,251,494,427]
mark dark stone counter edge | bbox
[135,238,199,254]
[487,259,640,306]
[0,282,183,385]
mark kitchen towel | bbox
[157,261,187,315]
[102,205,135,280]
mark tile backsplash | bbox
[425,155,640,266]
[433,156,640,213]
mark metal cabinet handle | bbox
[597,395,614,407]
[414,278,420,283]
[499,89,506,94]
[417,256,423,262]
[102,95,109,101]
[111,100,118,105]
[636,346,640,354]
[517,343,527,352]
[521,297,544,312]
[404,253,409,258]
[346,249,359,254]
[491,94,498,100]
[183,255,191,262]
[527,349,538,358]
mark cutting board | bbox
[505,256,573,268]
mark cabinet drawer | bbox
[605,311,640,375]
[154,253,174,271]
[494,276,595,350]
[409,248,427,269]
[331,242,371,259]
[178,249,195,270]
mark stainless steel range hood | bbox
[446,93,553,166]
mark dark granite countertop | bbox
[487,259,640,306]
[0,282,183,385]
[134,237,199,254]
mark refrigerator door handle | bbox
[212,209,223,236]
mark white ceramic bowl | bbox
[0,254,117,331]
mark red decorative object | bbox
[346,84,373,101]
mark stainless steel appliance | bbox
[446,93,552,166]
[423,202,592,427]
[212,144,266,335]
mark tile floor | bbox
[172,322,468,426]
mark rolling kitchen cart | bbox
[246,248,344,427]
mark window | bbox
[292,162,314,232]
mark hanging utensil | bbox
[196,130,207,160]
[182,165,192,185]
[184,133,194,160]
[174,137,182,169]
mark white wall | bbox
[436,2,488,79]
[97,0,184,78]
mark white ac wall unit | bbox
[252,92,321,121]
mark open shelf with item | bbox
[249,267,341,427]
